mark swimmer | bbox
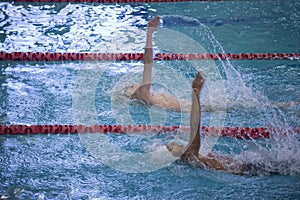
[124,16,182,111]
[166,72,279,175]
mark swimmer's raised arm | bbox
[123,16,160,99]
[139,16,160,95]
[123,16,183,111]
[166,72,204,157]
[185,72,204,155]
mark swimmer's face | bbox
[124,84,139,97]
[166,142,184,157]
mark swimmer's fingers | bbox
[192,71,205,91]
[148,16,160,28]
[196,71,205,82]
[147,16,160,33]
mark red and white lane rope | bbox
[0,52,299,61]
[1,124,299,140]
[13,0,229,3]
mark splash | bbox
[205,19,300,176]
[162,15,300,175]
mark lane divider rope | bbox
[1,124,299,140]
[13,0,233,3]
[0,52,299,61]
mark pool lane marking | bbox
[1,52,299,61]
[1,124,300,140]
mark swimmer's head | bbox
[166,142,184,157]
[124,84,139,97]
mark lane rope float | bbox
[0,52,299,61]
[1,124,299,140]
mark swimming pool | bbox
[0,0,300,199]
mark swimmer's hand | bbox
[148,16,160,33]
[192,71,205,92]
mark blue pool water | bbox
[0,0,300,199]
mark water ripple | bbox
[0,3,148,52]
